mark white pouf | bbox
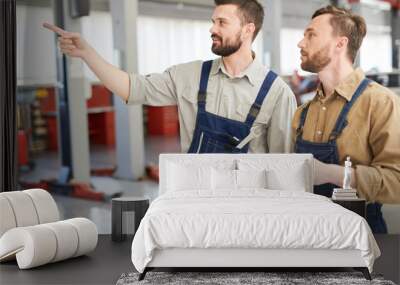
[0,189,98,269]
[0,218,98,269]
[23,188,60,223]
[0,196,17,237]
[1,191,39,228]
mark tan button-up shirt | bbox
[127,57,297,153]
[292,68,400,204]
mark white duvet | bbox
[131,190,380,273]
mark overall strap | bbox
[296,102,311,139]
[197,60,213,112]
[329,78,371,141]
[244,70,278,127]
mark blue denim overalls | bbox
[295,78,387,233]
[187,60,277,153]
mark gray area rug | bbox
[116,271,396,285]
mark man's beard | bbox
[301,44,331,73]
[211,32,242,57]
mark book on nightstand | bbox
[332,188,358,200]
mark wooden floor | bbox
[1,235,399,285]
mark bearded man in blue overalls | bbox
[44,0,297,155]
[293,5,400,233]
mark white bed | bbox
[131,154,380,280]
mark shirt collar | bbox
[210,52,262,86]
[316,68,366,102]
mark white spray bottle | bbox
[342,156,352,190]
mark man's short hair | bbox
[214,0,264,40]
[312,5,367,63]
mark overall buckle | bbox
[249,103,261,118]
[198,91,206,103]
[329,131,339,141]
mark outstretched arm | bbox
[43,22,130,101]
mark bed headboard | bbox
[159,154,314,195]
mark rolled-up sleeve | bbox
[126,67,178,106]
[267,81,297,153]
[355,94,400,204]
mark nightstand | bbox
[111,197,150,242]
[332,198,366,218]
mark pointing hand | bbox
[43,22,90,59]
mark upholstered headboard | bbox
[159,154,314,195]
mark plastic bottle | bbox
[342,156,352,190]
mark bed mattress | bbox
[131,190,380,273]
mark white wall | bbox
[17,4,57,86]
[360,27,393,73]
[136,16,263,74]
[280,28,305,75]
[16,5,263,85]
[16,5,111,86]
[81,11,115,82]
[354,1,393,72]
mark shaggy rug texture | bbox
[116,271,396,285]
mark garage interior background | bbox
[3,0,400,234]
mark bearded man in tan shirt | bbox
[293,5,400,233]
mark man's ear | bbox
[245,22,256,40]
[337,36,349,50]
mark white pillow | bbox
[166,158,236,170]
[167,162,211,191]
[237,158,310,192]
[236,169,267,189]
[211,169,267,190]
[211,168,237,190]
[266,163,307,191]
